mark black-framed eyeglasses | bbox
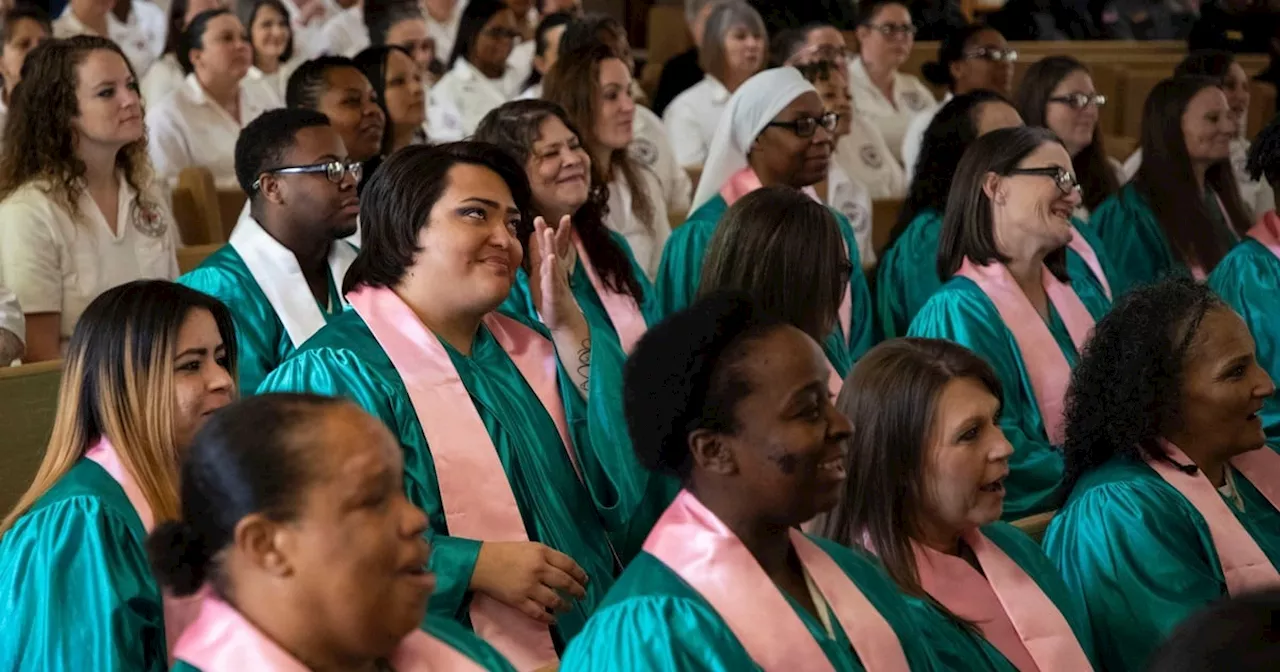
[963,46,1018,63]
[253,160,363,191]
[864,22,916,37]
[767,111,839,138]
[1048,93,1107,110]
[1007,166,1081,195]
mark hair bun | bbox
[146,520,210,596]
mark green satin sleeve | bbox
[170,663,199,671]
[1091,185,1187,294]
[654,198,725,318]
[874,209,943,340]
[422,616,517,671]
[906,281,1064,520]
[901,599,1018,672]
[0,461,166,672]
[178,246,289,395]
[1209,239,1280,446]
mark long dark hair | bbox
[1015,56,1117,212]
[821,337,1001,628]
[448,0,508,68]
[892,90,1012,248]
[161,0,196,57]
[353,45,412,155]
[1133,76,1251,273]
[938,125,1070,281]
[473,99,644,302]
[699,186,850,343]
[522,11,573,92]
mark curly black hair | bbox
[623,291,784,480]
[1060,278,1226,495]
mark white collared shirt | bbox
[280,0,341,61]
[427,57,517,142]
[320,5,368,57]
[833,117,906,200]
[901,92,952,183]
[0,285,23,350]
[54,1,167,77]
[247,61,301,103]
[606,167,672,281]
[147,74,283,188]
[848,57,936,164]
[506,38,535,99]
[0,177,179,346]
[633,105,692,216]
[662,75,731,168]
[827,161,875,267]
[427,0,468,64]
[140,53,185,107]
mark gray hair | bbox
[699,1,766,78]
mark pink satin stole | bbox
[643,490,911,672]
[1065,226,1111,301]
[1247,210,1280,261]
[570,229,647,354]
[1144,440,1280,596]
[173,595,484,672]
[84,439,204,663]
[955,258,1095,446]
[719,167,853,340]
[348,285,568,671]
[914,530,1093,672]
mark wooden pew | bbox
[0,361,62,513]
[172,166,247,246]
[1012,510,1056,543]
[872,198,904,259]
[178,243,223,274]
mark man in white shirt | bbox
[54,0,166,76]
[0,285,24,365]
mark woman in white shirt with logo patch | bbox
[54,0,167,77]
[848,0,936,164]
[0,37,179,362]
[428,0,523,141]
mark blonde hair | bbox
[0,281,238,536]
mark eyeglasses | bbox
[863,22,917,37]
[1048,93,1107,110]
[767,111,840,137]
[962,47,1018,63]
[254,159,363,191]
[1007,166,1081,195]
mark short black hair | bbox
[178,8,234,75]
[234,107,332,196]
[448,0,508,67]
[364,0,423,46]
[1,4,51,45]
[246,0,294,64]
[558,12,626,58]
[286,55,361,109]
[623,291,785,480]
[1175,49,1238,80]
[343,141,533,293]
[768,28,807,67]
[922,23,995,89]
[1248,112,1280,186]
[1146,590,1280,671]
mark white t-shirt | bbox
[848,57,936,164]
[833,119,906,200]
[147,74,282,188]
[662,75,731,168]
[0,178,179,347]
[427,58,519,142]
[54,1,167,77]
[321,5,368,57]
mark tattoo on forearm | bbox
[576,338,590,394]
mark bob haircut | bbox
[698,1,766,79]
[937,125,1070,281]
[699,185,850,342]
[245,0,294,65]
[342,141,533,293]
[448,0,510,68]
[0,280,238,535]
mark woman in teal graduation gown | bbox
[561,291,942,671]
[257,143,652,669]
[653,66,874,364]
[700,186,861,378]
[153,394,514,672]
[908,126,1112,520]
[1091,76,1252,293]
[1043,278,1280,671]
[1210,114,1280,447]
[822,339,1096,671]
[0,280,237,671]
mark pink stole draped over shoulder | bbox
[643,490,910,672]
[348,285,573,671]
[84,439,204,663]
[955,258,1095,446]
[570,229,647,354]
[1065,226,1111,300]
[1144,440,1280,595]
[1248,210,1280,261]
[913,530,1094,672]
[173,595,484,671]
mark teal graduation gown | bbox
[257,309,638,648]
[179,245,345,394]
[1043,456,1280,671]
[654,194,876,373]
[906,273,1111,520]
[169,615,517,671]
[1208,238,1280,447]
[903,522,1098,671]
[559,535,942,671]
[876,210,1118,339]
[0,460,166,671]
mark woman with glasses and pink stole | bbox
[908,126,1112,521]
[155,394,515,672]
[654,67,874,367]
[258,142,648,672]
[821,338,1097,671]
[1043,278,1280,671]
[561,292,943,671]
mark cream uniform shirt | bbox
[834,116,906,200]
[280,0,342,61]
[0,178,179,348]
[826,161,875,268]
[54,1,167,77]
[427,58,520,142]
[147,74,282,188]
[663,75,731,168]
[848,57,935,164]
[247,62,299,104]
[900,91,951,183]
[140,54,185,107]
[427,0,468,67]
[0,284,23,354]
[320,5,368,56]
[606,167,672,281]
[633,105,693,218]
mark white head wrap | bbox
[690,67,820,211]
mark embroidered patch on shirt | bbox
[903,90,927,111]
[860,144,884,170]
[132,200,168,238]
[629,138,658,166]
